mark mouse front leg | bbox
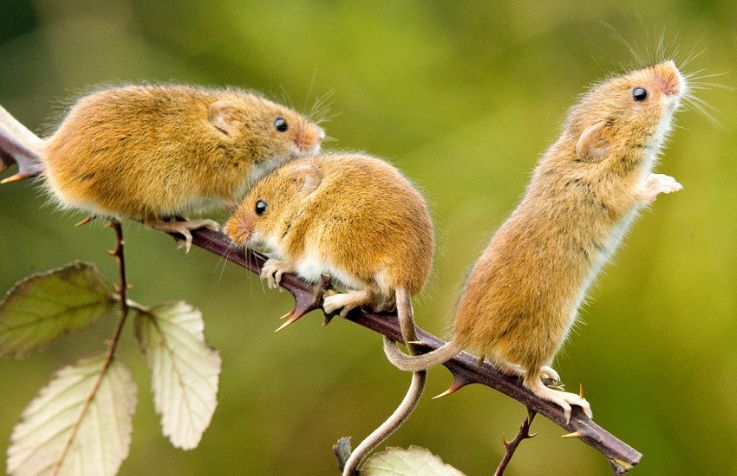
[636,173,682,202]
[261,258,296,288]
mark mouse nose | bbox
[296,124,323,153]
[655,60,683,97]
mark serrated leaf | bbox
[135,301,221,450]
[361,446,466,476]
[8,354,137,476]
[0,262,116,357]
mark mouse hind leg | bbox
[496,360,561,383]
[322,287,374,318]
[146,216,219,252]
[523,370,592,423]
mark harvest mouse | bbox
[224,153,434,475]
[385,60,687,422]
[0,85,324,249]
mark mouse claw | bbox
[175,232,193,253]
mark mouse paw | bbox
[637,173,682,202]
[524,376,592,423]
[323,289,372,317]
[148,218,220,252]
[540,365,561,382]
[260,259,294,288]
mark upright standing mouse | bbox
[224,152,434,475]
[0,85,324,249]
[385,60,687,421]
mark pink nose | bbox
[297,126,324,151]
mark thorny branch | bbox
[0,136,640,474]
[494,408,537,476]
[189,229,641,475]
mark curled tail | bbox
[341,370,426,475]
[0,104,44,183]
[341,288,426,475]
[383,337,463,372]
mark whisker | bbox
[278,85,294,110]
[304,68,318,114]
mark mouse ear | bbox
[575,122,610,162]
[288,162,323,194]
[208,100,242,137]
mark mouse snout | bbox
[653,60,684,98]
[223,214,254,247]
[295,123,324,154]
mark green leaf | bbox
[361,446,465,476]
[8,354,137,476]
[135,301,221,450]
[0,262,116,357]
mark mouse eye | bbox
[274,117,288,132]
[632,87,648,102]
[255,199,268,216]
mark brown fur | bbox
[225,153,434,300]
[225,152,434,472]
[41,85,323,221]
[386,62,686,404]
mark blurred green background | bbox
[1,1,736,475]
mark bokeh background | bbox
[1,1,736,475]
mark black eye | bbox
[632,87,648,102]
[274,117,288,132]
[255,199,267,216]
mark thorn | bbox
[433,373,471,399]
[406,340,424,346]
[107,249,117,256]
[502,434,510,447]
[561,431,585,439]
[432,387,456,399]
[274,305,311,332]
[476,354,486,366]
[579,383,584,399]
[528,431,538,438]
[75,215,97,227]
[1,173,32,184]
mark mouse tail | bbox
[383,337,463,372]
[0,104,44,184]
[340,287,426,475]
[384,286,463,372]
[340,369,426,475]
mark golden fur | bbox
[385,61,686,418]
[41,85,323,221]
[225,153,434,301]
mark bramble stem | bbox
[494,408,537,476]
[187,229,641,474]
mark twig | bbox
[51,220,131,475]
[188,228,641,474]
[494,408,537,476]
